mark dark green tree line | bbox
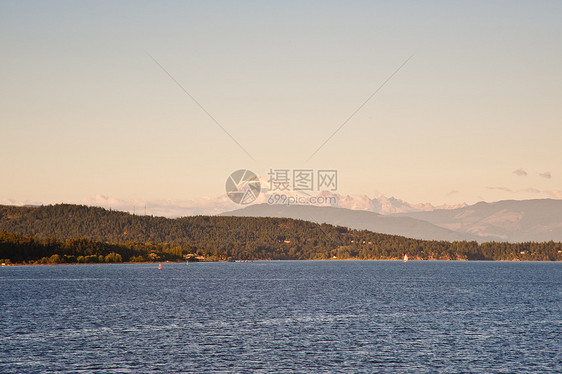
[0,204,561,263]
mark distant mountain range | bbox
[331,193,467,214]
[392,199,562,242]
[222,199,562,243]
[0,193,466,217]
[221,204,485,242]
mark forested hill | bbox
[0,204,561,264]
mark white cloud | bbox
[513,168,528,176]
[487,186,513,192]
[546,190,562,199]
[2,191,461,217]
[0,198,42,206]
[81,194,241,217]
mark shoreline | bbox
[3,258,561,267]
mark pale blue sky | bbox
[1,0,561,209]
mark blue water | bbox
[0,261,560,373]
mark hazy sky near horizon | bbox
[1,0,561,209]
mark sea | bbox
[0,261,560,373]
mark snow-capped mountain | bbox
[333,193,466,214]
[3,192,466,218]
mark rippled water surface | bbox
[1,261,560,373]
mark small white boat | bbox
[403,254,408,262]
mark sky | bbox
[1,0,561,214]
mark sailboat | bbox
[403,254,408,262]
